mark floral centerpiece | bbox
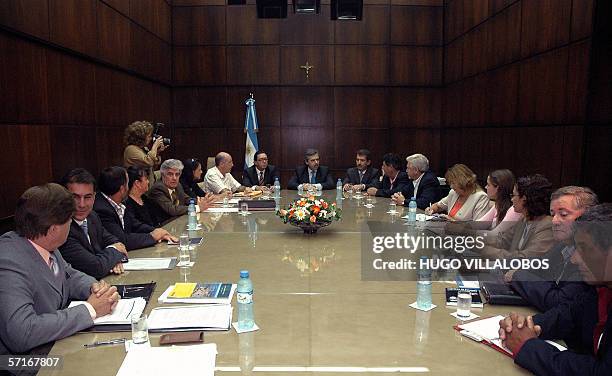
[277,196,342,234]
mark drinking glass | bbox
[456,291,472,319]
[131,314,149,344]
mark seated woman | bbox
[180,158,206,199]
[426,164,491,221]
[475,169,523,240]
[123,121,167,188]
[481,174,554,259]
[125,166,160,227]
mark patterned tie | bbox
[171,190,179,206]
[258,171,265,186]
[359,171,364,184]
[81,219,88,237]
[49,253,59,277]
[310,171,316,184]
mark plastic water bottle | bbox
[237,270,254,330]
[417,256,432,309]
[274,177,280,198]
[408,197,417,223]
[188,199,197,230]
[336,178,342,191]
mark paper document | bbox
[116,343,217,376]
[158,283,236,305]
[69,298,146,325]
[148,304,232,331]
[214,198,240,205]
[205,207,239,213]
[124,258,175,270]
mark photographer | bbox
[123,121,168,188]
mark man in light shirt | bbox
[204,152,250,195]
[0,183,119,355]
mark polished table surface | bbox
[40,190,534,375]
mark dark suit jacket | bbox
[93,195,156,251]
[125,195,160,227]
[243,165,280,187]
[369,171,410,198]
[343,166,380,187]
[180,179,206,199]
[398,170,441,209]
[515,288,611,375]
[58,213,125,280]
[0,232,95,355]
[287,165,335,190]
[147,181,190,224]
[510,243,591,312]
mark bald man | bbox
[203,152,250,195]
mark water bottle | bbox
[188,199,197,230]
[408,197,417,223]
[274,177,280,198]
[336,178,342,191]
[416,256,432,309]
[237,270,254,330]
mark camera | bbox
[153,122,171,146]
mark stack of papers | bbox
[123,258,177,270]
[69,298,147,325]
[116,343,217,376]
[148,305,232,331]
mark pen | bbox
[84,338,127,348]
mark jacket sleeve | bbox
[413,176,440,209]
[148,186,188,217]
[471,193,493,221]
[59,233,125,280]
[243,170,255,187]
[321,168,335,190]
[0,257,94,353]
[287,168,301,190]
[123,145,159,168]
[510,270,591,312]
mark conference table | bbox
[40,190,535,375]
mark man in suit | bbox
[59,168,127,279]
[366,153,410,198]
[0,183,119,355]
[148,159,215,223]
[94,166,176,251]
[391,153,441,209]
[506,186,597,311]
[498,204,612,375]
[243,150,280,189]
[287,148,335,190]
[342,149,380,192]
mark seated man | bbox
[243,150,280,190]
[498,204,612,375]
[0,183,119,355]
[204,152,250,195]
[506,186,597,311]
[391,153,441,209]
[366,153,410,198]
[342,149,380,192]
[287,148,335,190]
[149,159,214,223]
[59,168,128,279]
[94,166,176,251]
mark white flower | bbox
[295,209,307,220]
[318,210,327,218]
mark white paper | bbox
[205,207,239,213]
[408,302,437,312]
[402,213,434,222]
[214,198,240,204]
[116,343,217,376]
[147,304,232,331]
[450,311,480,321]
[232,322,260,333]
[69,298,146,325]
[124,258,173,270]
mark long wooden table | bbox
[39,190,533,375]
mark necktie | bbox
[359,171,364,184]
[593,287,612,353]
[171,190,179,206]
[259,171,265,186]
[81,219,89,238]
[49,253,59,277]
[310,171,316,184]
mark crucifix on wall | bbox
[300,61,314,80]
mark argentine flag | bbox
[244,94,260,169]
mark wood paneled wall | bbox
[0,0,172,218]
[442,0,595,192]
[171,0,445,184]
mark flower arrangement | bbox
[277,196,342,233]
